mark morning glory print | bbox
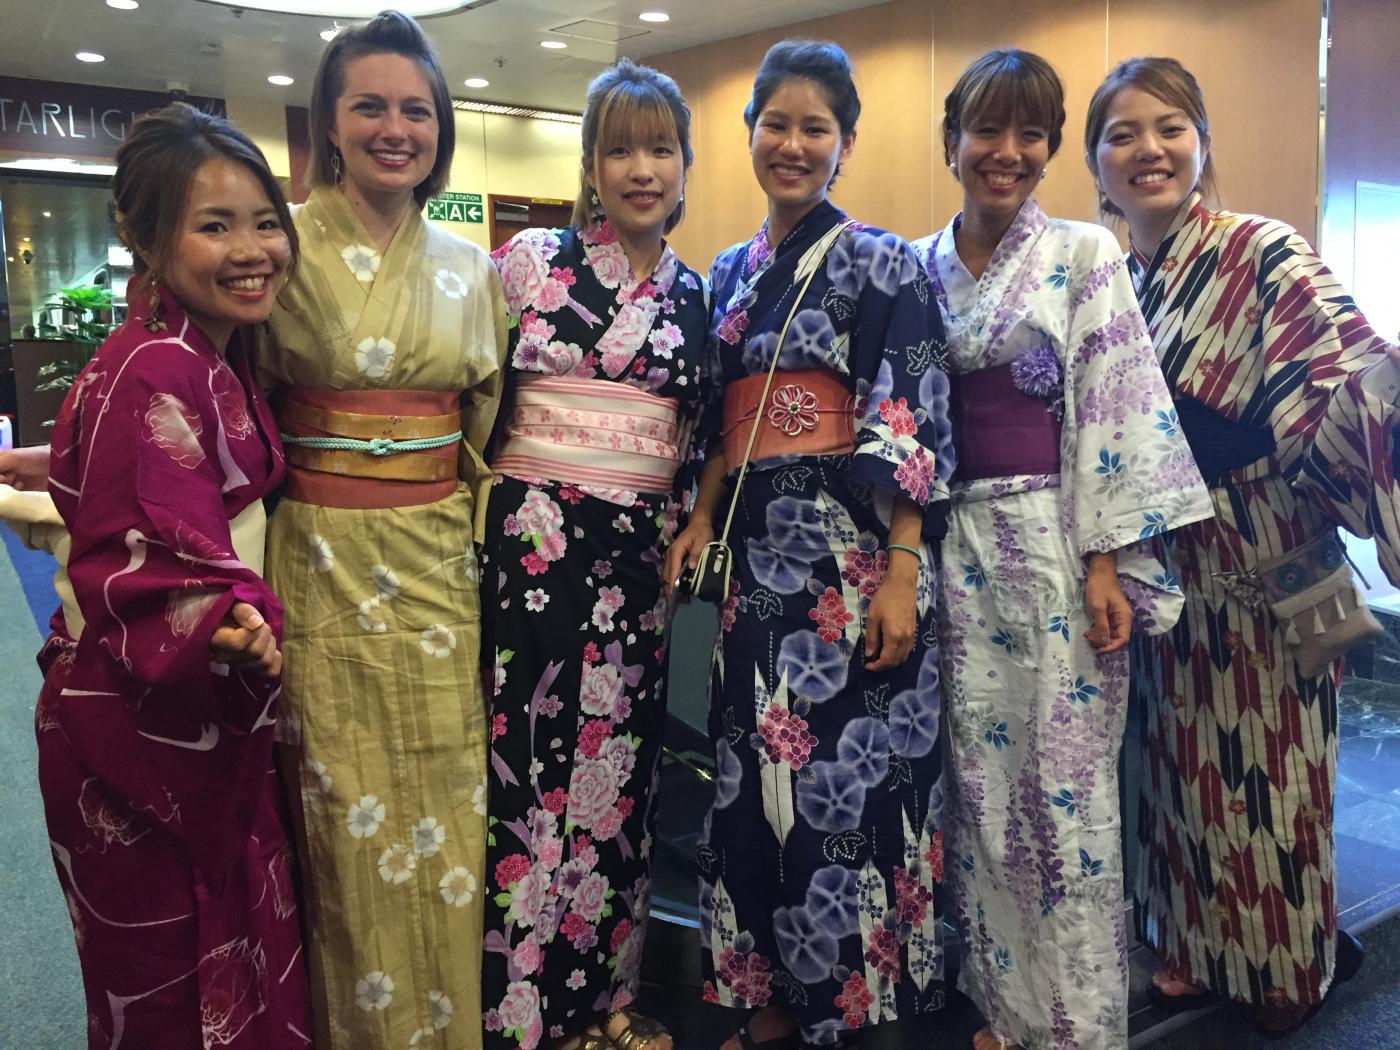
[699,200,953,1045]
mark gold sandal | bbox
[606,1010,671,1050]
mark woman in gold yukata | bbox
[260,11,506,1048]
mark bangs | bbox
[595,84,681,152]
[959,63,1061,131]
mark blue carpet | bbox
[0,530,86,1045]
[1,522,59,633]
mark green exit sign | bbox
[427,191,483,223]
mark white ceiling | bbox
[0,0,889,113]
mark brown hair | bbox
[307,9,454,208]
[1084,56,1218,217]
[572,59,693,233]
[942,48,1066,164]
[113,102,298,283]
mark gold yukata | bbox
[261,186,506,1049]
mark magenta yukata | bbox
[38,285,309,1049]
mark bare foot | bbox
[1150,969,1210,998]
[720,1005,798,1050]
[972,1028,1023,1050]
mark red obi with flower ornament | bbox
[721,367,856,467]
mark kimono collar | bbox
[1131,191,1210,278]
[936,195,1048,289]
[744,198,845,280]
[127,275,222,356]
[579,218,680,300]
[303,184,426,267]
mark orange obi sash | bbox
[277,387,461,509]
[491,375,682,493]
[722,367,856,468]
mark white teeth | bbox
[373,152,411,161]
[1133,171,1171,184]
[984,172,1018,187]
[224,276,266,291]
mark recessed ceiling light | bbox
[22,236,31,242]
[268,74,295,86]
[203,1,471,15]
[106,0,140,9]
[639,11,669,21]
[540,40,567,49]
[319,25,340,41]
[42,211,52,218]
[464,77,490,89]
[75,51,105,63]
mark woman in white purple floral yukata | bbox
[909,50,1212,1050]
[480,61,709,1050]
[666,40,953,1050]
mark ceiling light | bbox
[200,0,474,15]
[0,157,117,175]
[268,74,295,86]
[75,51,105,63]
[320,25,340,40]
[5,257,13,263]
[107,0,140,9]
[21,236,31,242]
[464,77,490,89]
[639,11,669,21]
[42,211,52,218]
[539,40,567,49]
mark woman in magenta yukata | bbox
[480,61,709,1050]
[36,104,309,1048]
[666,40,953,1050]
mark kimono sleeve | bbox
[65,344,280,691]
[462,261,508,539]
[844,230,953,541]
[1251,222,1400,583]
[1062,226,1212,558]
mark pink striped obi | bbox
[492,374,682,493]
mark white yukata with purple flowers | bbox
[911,198,1211,1050]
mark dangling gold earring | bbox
[144,274,166,332]
[331,148,343,185]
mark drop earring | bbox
[331,148,343,185]
[144,274,166,333]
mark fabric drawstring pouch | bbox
[1254,529,1383,678]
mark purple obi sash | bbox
[951,363,1061,481]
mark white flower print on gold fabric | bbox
[347,795,385,839]
[372,563,401,599]
[413,817,446,858]
[439,866,477,907]
[420,624,456,657]
[341,244,381,283]
[356,596,387,634]
[355,970,394,1011]
[355,337,396,378]
[304,757,333,794]
[435,269,468,299]
[378,843,416,885]
[429,990,453,1030]
[308,533,334,573]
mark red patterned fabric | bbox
[39,285,309,1047]
[1131,195,1400,1007]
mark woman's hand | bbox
[210,602,282,677]
[663,516,714,601]
[1083,552,1132,653]
[865,556,918,671]
[0,445,51,491]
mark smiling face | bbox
[588,104,686,244]
[157,157,292,350]
[749,77,854,231]
[328,51,439,206]
[951,113,1049,228]
[1093,84,1209,230]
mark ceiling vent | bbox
[547,19,650,44]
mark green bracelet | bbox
[887,543,922,562]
